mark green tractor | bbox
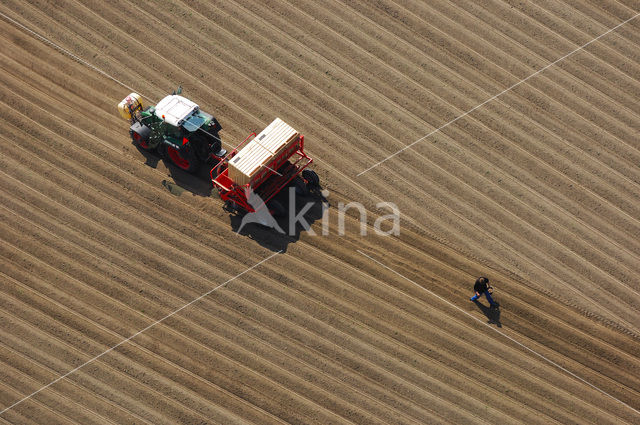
[119,88,226,172]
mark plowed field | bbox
[1,1,639,423]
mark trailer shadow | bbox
[228,192,327,253]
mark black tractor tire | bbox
[302,169,320,189]
[292,176,309,197]
[163,143,200,173]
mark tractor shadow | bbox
[163,164,214,197]
[473,300,502,327]
[228,190,327,253]
[135,146,213,197]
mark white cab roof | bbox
[154,95,199,126]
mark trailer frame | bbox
[211,131,313,214]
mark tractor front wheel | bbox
[164,145,200,173]
[130,123,152,150]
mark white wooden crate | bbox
[228,118,299,186]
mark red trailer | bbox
[211,118,319,215]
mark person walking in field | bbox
[470,277,498,308]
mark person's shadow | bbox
[473,300,502,327]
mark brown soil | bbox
[1,0,639,423]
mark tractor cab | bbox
[154,95,226,159]
[154,95,198,128]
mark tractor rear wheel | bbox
[165,145,200,173]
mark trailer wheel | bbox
[302,169,319,188]
[267,199,285,217]
[165,145,200,173]
[292,176,309,197]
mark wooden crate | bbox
[228,118,300,186]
